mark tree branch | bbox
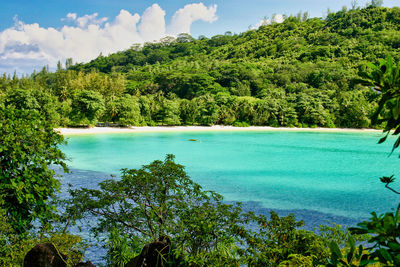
[385,183,400,194]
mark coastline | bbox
[55,126,383,136]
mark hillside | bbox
[1,6,400,128]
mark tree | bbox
[5,88,61,126]
[155,98,181,125]
[351,0,358,10]
[119,95,142,125]
[194,94,220,125]
[66,155,246,265]
[4,89,40,110]
[369,0,383,7]
[241,211,328,266]
[65,58,73,69]
[0,106,67,233]
[71,90,105,126]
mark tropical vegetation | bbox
[1,3,400,266]
[1,5,400,129]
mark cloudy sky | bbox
[0,0,398,74]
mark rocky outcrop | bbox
[23,243,68,267]
[74,261,96,267]
[125,236,172,267]
[23,238,183,267]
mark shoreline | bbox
[55,126,383,136]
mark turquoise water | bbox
[61,130,400,223]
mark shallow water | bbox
[60,130,400,263]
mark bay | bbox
[61,130,400,222]
[59,130,400,262]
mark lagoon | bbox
[60,130,399,229]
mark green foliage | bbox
[103,94,142,126]
[322,225,372,266]
[0,106,67,233]
[336,88,373,128]
[195,94,220,125]
[4,6,400,265]
[155,97,181,125]
[4,88,61,126]
[105,228,142,267]
[0,204,86,266]
[279,254,316,266]
[359,56,400,194]
[360,56,400,148]
[65,155,246,265]
[239,211,329,266]
[319,223,371,248]
[233,121,250,127]
[2,6,399,128]
[348,204,400,266]
[71,90,105,126]
[5,88,40,110]
[327,236,368,267]
[369,0,384,8]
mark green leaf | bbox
[330,241,342,262]
[349,227,368,234]
[388,241,400,251]
[367,62,378,70]
[393,125,400,135]
[377,248,392,263]
[378,133,389,144]
[347,237,355,263]
[391,136,400,154]
[359,259,372,267]
[393,99,400,120]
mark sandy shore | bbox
[55,126,382,135]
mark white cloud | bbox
[0,3,218,74]
[168,3,218,35]
[139,4,166,42]
[62,13,77,22]
[252,14,285,29]
[75,13,108,28]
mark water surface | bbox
[61,130,400,223]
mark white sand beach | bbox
[55,126,382,135]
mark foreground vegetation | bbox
[1,3,400,267]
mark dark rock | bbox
[74,261,96,267]
[23,243,68,267]
[125,236,171,267]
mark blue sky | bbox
[2,0,398,37]
[0,0,398,74]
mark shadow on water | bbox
[239,201,363,231]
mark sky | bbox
[0,0,398,74]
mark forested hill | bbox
[1,6,400,128]
[72,6,400,74]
